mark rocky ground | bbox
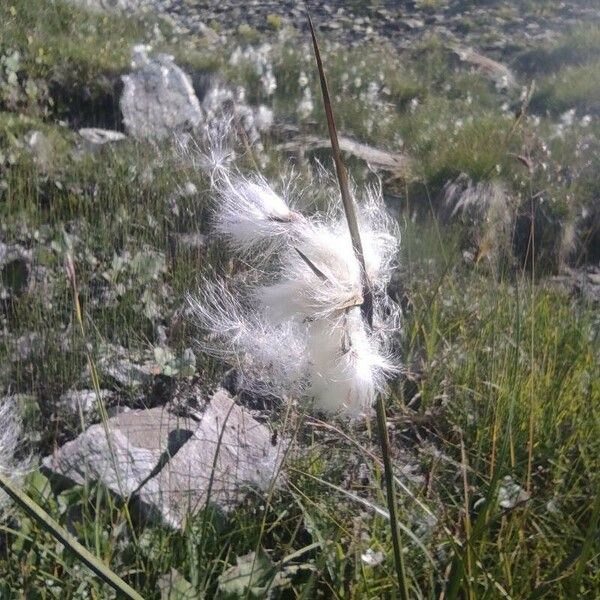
[1,1,600,598]
[89,0,600,59]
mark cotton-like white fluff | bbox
[257,222,363,322]
[191,169,401,417]
[257,186,399,323]
[355,188,400,290]
[0,398,32,512]
[212,171,303,259]
[189,278,308,396]
[306,309,393,416]
[297,87,314,120]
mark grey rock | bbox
[498,475,530,509]
[402,17,425,30]
[138,390,284,526]
[44,407,164,496]
[99,356,154,389]
[58,389,115,419]
[320,21,341,31]
[92,343,155,389]
[551,266,600,304]
[121,45,203,140]
[43,389,284,528]
[78,128,127,146]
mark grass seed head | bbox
[191,163,401,417]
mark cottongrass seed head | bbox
[190,165,401,417]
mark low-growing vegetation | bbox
[1,0,599,598]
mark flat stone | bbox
[138,390,284,526]
[79,128,127,145]
[43,389,285,528]
[43,407,165,496]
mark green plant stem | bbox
[375,394,410,600]
[0,473,144,600]
[65,253,138,544]
[306,10,409,595]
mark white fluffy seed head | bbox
[188,279,307,397]
[212,172,304,260]
[307,309,393,416]
[355,187,400,291]
[257,221,363,322]
[191,167,401,417]
[255,188,400,325]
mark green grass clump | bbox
[1,0,600,597]
[400,228,600,595]
[414,110,514,184]
[0,0,148,77]
[515,24,600,76]
[532,60,600,115]
[517,23,600,116]
[0,0,154,123]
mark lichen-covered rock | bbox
[43,388,285,528]
[120,45,203,140]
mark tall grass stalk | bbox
[0,473,144,600]
[65,252,138,544]
[307,13,410,599]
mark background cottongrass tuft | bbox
[190,165,402,416]
[0,398,32,512]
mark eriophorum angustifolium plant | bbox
[2,0,600,595]
[189,159,402,417]
[226,35,412,146]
